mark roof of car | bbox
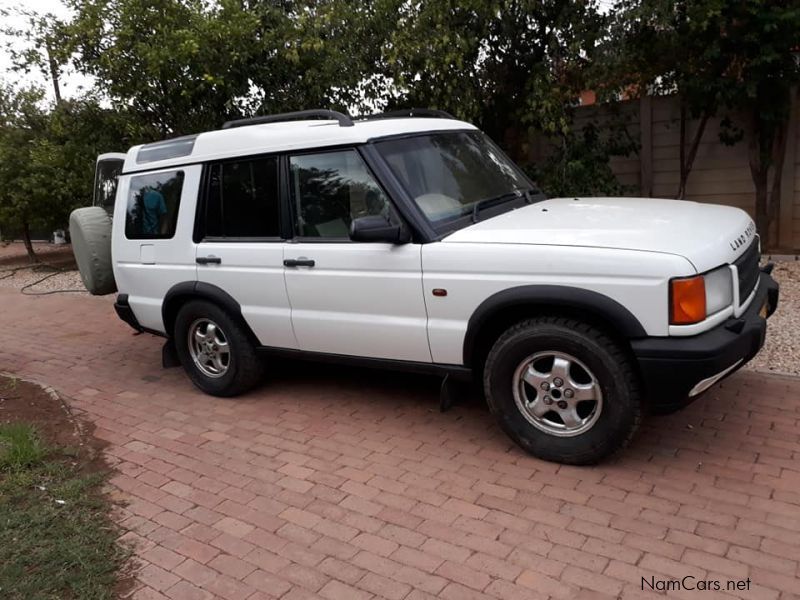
[122,117,477,174]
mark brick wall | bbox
[526,92,800,252]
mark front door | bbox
[283,148,431,363]
[195,154,296,349]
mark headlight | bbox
[670,266,733,325]
[704,265,734,315]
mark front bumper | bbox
[631,269,779,412]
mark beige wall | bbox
[527,93,800,251]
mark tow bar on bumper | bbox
[631,268,779,413]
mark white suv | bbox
[70,109,779,464]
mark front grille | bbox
[733,240,759,303]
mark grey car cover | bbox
[69,207,117,295]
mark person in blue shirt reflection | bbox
[142,188,167,234]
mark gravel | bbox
[745,258,800,376]
[0,269,87,295]
[0,242,87,295]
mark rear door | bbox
[195,154,296,349]
[282,148,430,362]
[113,166,200,333]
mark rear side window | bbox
[204,156,281,239]
[125,170,184,239]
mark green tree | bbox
[603,0,734,199]
[715,1,800,244]
[60,0,390,136]
[0,84,132,261]
[61,0,261,136]
[530,120,638,198]
[246,0,398,115]
[606,0,800,241]
[0,8,67,103]
[0,84,51,260]
[385,0,606,159]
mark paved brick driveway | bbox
[2,286,799,600]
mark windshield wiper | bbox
[471,190,526,223]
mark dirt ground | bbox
[0,374,133,597]
[0,241,76,268]
[0,375,88,453]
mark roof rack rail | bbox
[222,109,354,130]
[356,108,456,121]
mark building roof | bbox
[122,117,477,174]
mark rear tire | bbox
[174,300,263,396]
[483,316,642,465]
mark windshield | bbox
[374,131,535,228]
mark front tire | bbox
[174,300,264,396]
[484,316,642,465]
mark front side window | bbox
[289,150,391,238]
[204,156,280,239]
[125,170,184,239]
[375,131,532,226]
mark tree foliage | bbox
[1,0,398,256]
[5,0,795,254]
[0,84,49,257]
[712,1,800,243]
[0,83,131,258]
[59,0,392,135]
[529,120,638,198]
[386,0,606,156]
[603,0,734,199]
[605,0,800,240]
[0,0,616,234]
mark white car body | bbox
[100,110,777,463]
[112,186,757,362]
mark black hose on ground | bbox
[0,263,86,295]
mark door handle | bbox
[196,256,222,265]
[284,258,315,268]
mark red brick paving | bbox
[1,286,799,599]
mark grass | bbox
[0,423,47,470]
[0,422,128,599]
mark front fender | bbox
[463,285,647,366]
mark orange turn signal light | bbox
[670,276,706,325]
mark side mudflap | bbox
[162,339,180,368]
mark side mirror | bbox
[349,215,411,244]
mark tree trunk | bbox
[45,41,62,104]
[21,221,38,263]
[768,116,788,241]
[677,104,687,199]
[677,106,709,200]
[749,90,791,246]
[749,112,770,241]
[752,168,770,241]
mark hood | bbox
[442,197,757,273]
